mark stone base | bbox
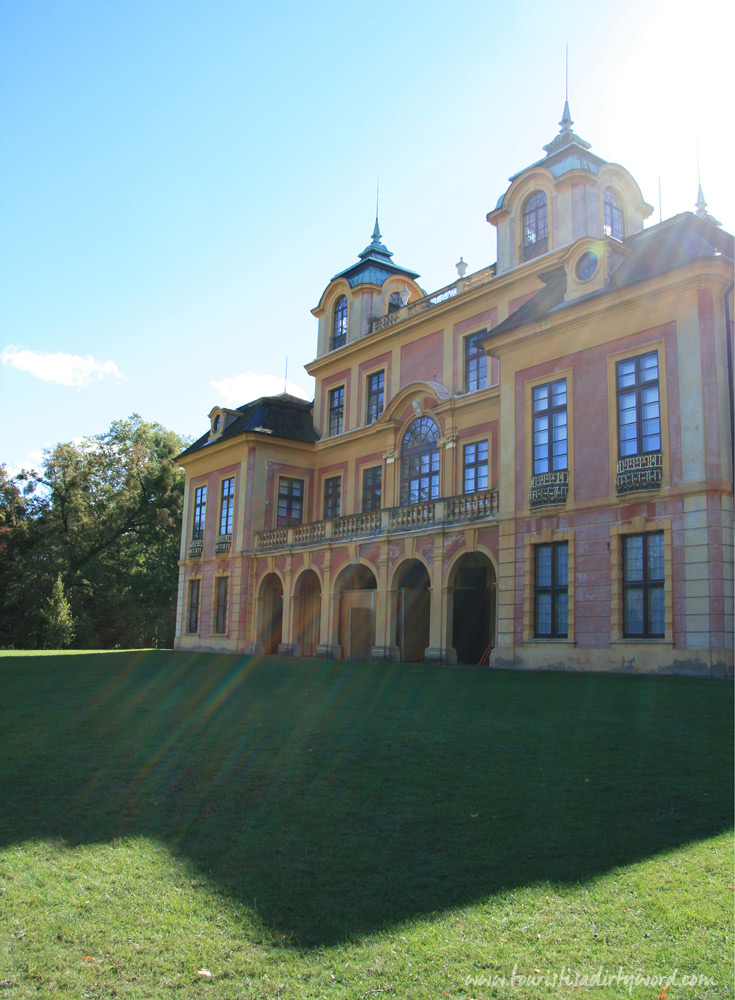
[315,643,342,660]
[248,640,265,655]
[277,642,300,657]
[424,646,458,666]
[370,645,401,662]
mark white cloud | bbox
[1,346,124,388]
[210,371,313,407]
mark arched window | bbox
[400,416,440,505]
[331,295,348,349]
[603,188,624,240]
[521,192,548,261]
[388,291,402,314]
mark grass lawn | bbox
[0,651,731,999]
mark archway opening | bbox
[334,564,377,661]
[293,570,321,657]
[450,553,496,664]
[395,559,430,662]
[258,573,283,655]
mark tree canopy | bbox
[0,415,186,649]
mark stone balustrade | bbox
[253,489,498,552]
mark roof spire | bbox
[372,178,381,242]
[543,47,591,156]
[694,152,721,226]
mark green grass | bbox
[0,651,731,999]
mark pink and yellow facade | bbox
[175,108,734,675]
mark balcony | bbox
[253,489,499,552]
[615,452,663,495]
[188,538,203,558]
[529,470,568,508]
[371,264,496,335]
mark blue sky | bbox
[1,0,732,472]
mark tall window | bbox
[219,477,234,535]
[277,478,304,527]
[400,416,440,505]
[388,291,402,314]
[604,188,625,240]
[463,440,488,493]
[323,476,341,519]
[464,332,487,392]
[617,352,660,458]
[535,542,568,638]
[366,371,384,423]
[328,386,344,436]
[362,466,382,512]
[214,577,228,634]
[533,379,567,474]
[623,532,664,637]
[331,295,347,349]
[187,579,201,633]
[522,192,548,260]
[192,485,207,540]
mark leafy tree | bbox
[0,415,187,649]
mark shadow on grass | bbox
[0,651,732,946]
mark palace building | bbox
[174,105,734,675]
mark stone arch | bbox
[393,558,431,662]
[257,572,284,655]
[446,550,497,664]
[333,563,377,661]
[292,568,322,657]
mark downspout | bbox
[725,282,734,484]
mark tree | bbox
[0,415,187,649]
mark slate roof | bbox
[179,393,318,459]
[484,213,733,340]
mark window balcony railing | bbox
[215,533,232,554]
[329,333,346,351]
[519,236,548,262]
[371,265,496,335]
[253,489,499,552]
[188,538,204,558]
[615,452,663,495]
[528,470,569,508]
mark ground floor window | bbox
[623,531,664,637]
[187,579,201,634]
[535,541,568,638]
[214,576,228,634]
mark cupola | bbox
[488,103,653,275]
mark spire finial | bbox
[372,178,381,242]
[694,150,721,226]
[542,47,591,155]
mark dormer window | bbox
[604,188,625,240]
[521,192,548,261]
[331,295,348,350]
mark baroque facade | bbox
[174,106,734,675]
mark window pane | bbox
[625,589,644,635]
[555,591,568,637]
[536,545,552,587]
[647,533,665,580]
[536,592,552,635]
[648,585,665,634]
[555,543,568,586]
[624,536,643,582]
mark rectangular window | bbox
[214,577,228,634]
[192,485,207,540]
[533,379,567,474]
[277,478,304,527]
[535,542,568,638]
[328,386,344,436]
[366,371,384,423]
[186,579,200,633]
[464,332,488,392]
[323,476,341,519]
[463,440,489,493]
[617,352,660,458]
[623,532,665,637]
[362,466,382,512]
[219,477,234,535]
